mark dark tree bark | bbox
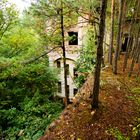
[137,55,140,77]
[108,0,115,65]
[123,0,139,71]
[118,0,126,57]
[60,1,69,106]
[92,0,108,109]
[129,28,140,77]
[113,0,124,74]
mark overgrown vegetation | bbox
[108,127,130,140]
[0,1,63,139]
[131,86,140,139]
[75,27,96,87]
[124,83,140,139]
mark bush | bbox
[0,59,64,139]
[1,93,62,139]
[75,27,96,87]
[108,128,130,140]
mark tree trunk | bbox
[129,28,140,77]
[129,49,139,77]
[123,0,139,71]
[92,0,107,109]
[108,0,115,65]
[137,55,140,77]
[60,1,69,106]
[113,0,123,74]
[118,0,126,57]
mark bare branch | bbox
[23,46,60,65]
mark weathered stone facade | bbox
[48,16,88,99]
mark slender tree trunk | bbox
[108,0,115,65]
[129,50,139,77]
[129,28,140,77]
[118,0,126,57]
[113,0,123,74]
[137,55,140,77]
[123,0,139,71]
[92,0,107,109]
[60,1,69,106]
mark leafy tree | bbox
[1,91,62,139]
[0,3,63,139]
[0,0,18,40]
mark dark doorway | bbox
[73,88,78,95]
[56,61,61,68]
[122,37,128,52]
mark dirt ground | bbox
[40,58,140,140]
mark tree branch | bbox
[23,46,60,65]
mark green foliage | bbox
[75,27,96,87]
[0,0,18,40]
[0,24,44,61]
[129,87,140,106]
[0,46,62,139]
[108,128,130,140]
[0,92,62,139]
[0,62,59,105]
[0,3,63,139]
[132,87,140,139]
[28,0,78,47]
[131,87,140,95]
[132,118,140,139]
[0,26,61,138]
[125,0,136,20]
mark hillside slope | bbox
[40,61,140,140]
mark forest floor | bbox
[40,56,140,140]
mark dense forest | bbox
[0,0,140,139]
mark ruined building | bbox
[48,15,89,100]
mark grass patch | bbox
[131,88,140,94]
[107,127,130,140]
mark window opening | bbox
[74,88,78,95]
[68,32,78,45]
[66,64,69,78]
[73,68,78,78]
[67,85,69,95]
[57,61,61,68]
[58,82,61,93]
